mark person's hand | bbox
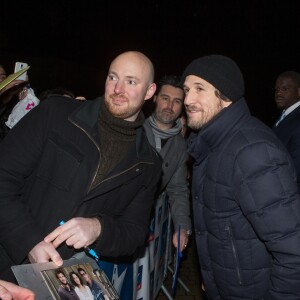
[0,279,35,300]
[0,80,28,104]
[44,217,101,249]
[28,241,63,266]
[172,229,189,252]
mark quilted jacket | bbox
[189,98,300,299]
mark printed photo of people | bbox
[41,263,119,300]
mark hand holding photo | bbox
[12,256,119,300]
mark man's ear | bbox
[144,83,156,101]
[221,99,233,109]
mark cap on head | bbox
[182,54,244,102]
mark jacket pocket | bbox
[36,131,83,191]
[225,223,243,286]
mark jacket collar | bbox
[68,96,102,131]
[188,98,251,153]
[68,96,155,163]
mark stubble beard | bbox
[105,96,138,119]
[187,101,224,130]
[154,110,178,126]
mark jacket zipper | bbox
[69,118,154,193]
[225,224,243,285]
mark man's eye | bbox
[108,75,117,81]
[128,80,136,85]
[183,89,189,94]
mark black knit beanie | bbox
[182,55,244,102]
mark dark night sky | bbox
[1,0,300,126]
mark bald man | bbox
[0,51,162,282]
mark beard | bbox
[186,101,224,130]
[105,95,142,119]
[154,109,179,125]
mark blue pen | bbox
[59,220,100,261]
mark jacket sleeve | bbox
[166,150,191,232]
[235,140,300,300]
[0,101,50,263]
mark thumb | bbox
[46,245,63,266]
[52,252,63,266]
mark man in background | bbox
[143,75,191,299]
[144,75,191,251]
[273,70,300,191]
[0,51,161,282]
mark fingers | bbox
[0,283,12,300]
[172,230,189,252]
[180,240,188,252]
[44,217,101,249]
[44,224,65,248]
[44,219,81,248]
[28,241,63,266]
[0,280,35,300]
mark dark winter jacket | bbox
[188,98,300,299]
[273,104,300,192]
[0,96,161,280]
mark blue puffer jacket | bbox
[188,98,300,300]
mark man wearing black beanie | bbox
[182,54,300,299]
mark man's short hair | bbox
[278,71,300,87]
[77,267,86,275]
[155,75,183,95]
[214,89,231,102]
[55,269,66,279]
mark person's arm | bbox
[235,141,300,299]
[46,157,162,257]
[0,100,60,264]
[0,280,35,300]
[166,150,192,251]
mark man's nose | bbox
[166,100,174,109]
[184,92,193,106]
[114,81,125,94]
[275,87,285,95]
